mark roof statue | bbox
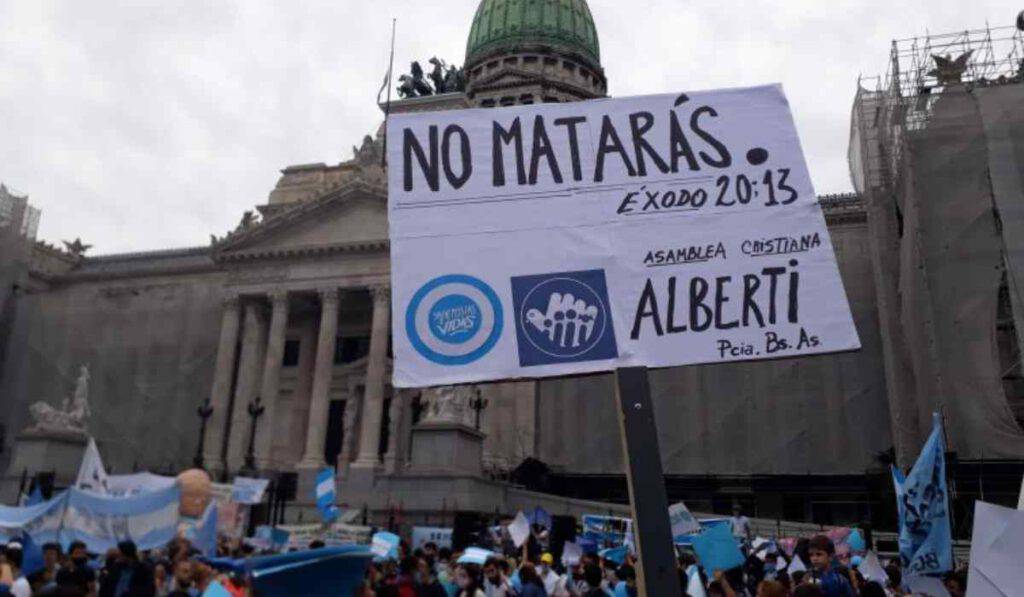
[62,238,92,256]
[927,51,974,85]
[397,59,466,98]
[352,134,382,167]
[397,61,434,98]
[28,364,91,434]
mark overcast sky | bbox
[0,1,1016,254]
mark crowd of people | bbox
[0,536,249,596]
[0,525,972,596]
[356,533,970,597]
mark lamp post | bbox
[193,397,214,469]
[244,396,265,473]
[470,388,489,430]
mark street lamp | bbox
[193,397,214,469]
[244,396,265,473]
[470,388,489,430]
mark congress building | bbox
[3,0,1024,531]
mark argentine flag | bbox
[315,468,339,523]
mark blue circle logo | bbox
[406,274,503,365]
[519,277,608,359]
[428,294,482,345]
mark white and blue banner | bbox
[371,531,401,560]
[231,476,270,505]
[0,491,68,545]
[314,468,339,523]
[106,472,177,497]
[892,413,952,576]
[62,484,181,553]
[387,85,860,387]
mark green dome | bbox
[466,0,600,68]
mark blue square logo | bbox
[510,269,618,367]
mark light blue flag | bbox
[371,531,401,561]
[63,484,181,553]
[528,506,552,529]
[193,502,218,557]
[24,487,43,507]
[19,530,45,576]
[0,490,67,544]
[314,468,339,523]
[690,521,744,572]
[892,413,952,576]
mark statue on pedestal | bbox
[421,385,478,427]
[28,365,91,434]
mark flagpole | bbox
[380,18,397,169]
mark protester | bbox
[805,535,853,597]
[579,563,605,597]
[454,563,485,597]
[4,542,30,597]
[42,542,62,579]
[612,564,636,597]
[943,570,967,597]
[751,579,782,597]
[483,557,513,596]
[729,505,752,544]
[518,563,548,597]
[99,541,155,597]
[55,541,97,595]
[537,553,567,596]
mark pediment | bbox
[213,181,388,261]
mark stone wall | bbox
[0,263,227,475]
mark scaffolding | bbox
[853,24,1024,191]
[0,184,40,241]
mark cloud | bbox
[0,0,1017,253]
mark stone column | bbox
[203,295,241,473]
[298,288,341,469]
[384,391,404,473]
[336,386,361,479]
[226,301,267,471]
[254,290,290,469]
[352,284,390,468]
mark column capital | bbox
[268,290,289,307]
[319,287,341,304]
[369,284,391,304]
[222,294,241,309]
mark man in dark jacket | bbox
[99,541,155,597]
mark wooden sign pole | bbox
[614,366,682,596]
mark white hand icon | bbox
[525,292,599,348]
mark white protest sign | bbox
[387,85,860,387]
[669,502,701,537]
[231,477,270,505]
[412,526,453,549]
[562,541,583,566]
[967,501,1024,596]
[509,511,531,547]
[858,551,889,586]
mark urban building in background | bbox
[2,0,1023,536]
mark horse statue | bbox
[29,364,91,433]
[428,57,448,93]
